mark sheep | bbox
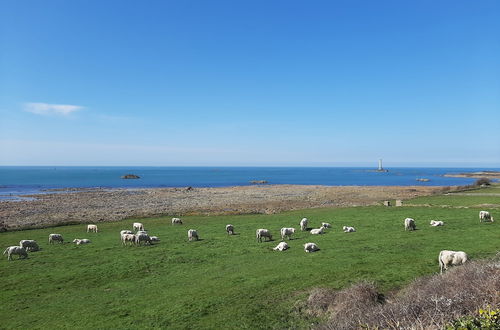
[48,234,64,244]
[121,233,136,246]
[404,218,416,231]
[300,218,308,231]
[3,246,28,260]
[479,211,494,222]
[321,222,332,228]
[172,218,183,225]
[310,227,325,235]
[256,229,272,242]
[430,220,444,226]
[19,240,39,252]
[73,239,91,245]
[136,230,148,236]
[280,227,295,240]
[133,222,144,231]
[150,236,160,242]
[120,230,133,235]
[273,242,289,251]
[304,242,319,253]
[226,224,235,235]
[135,233,152,245]
[188,229,199,241]
[439,250,468,274]
[87,224,98,233]
[342,226,356,233]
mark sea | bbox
[0,166,498,201]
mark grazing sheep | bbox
[48,234,64,244]
[73,239,91,245]
[439,250,468,274]
[430,220,444,226]
[226,224,235,235]
[479,211,494,222]
[342,226,356,233]
[188,229,199,241]
[273,242,289,251]
[172,217,183,225]
[310,227,325,235]
[280,227,295,240]
[321,222,332,228]
[19,240,39,252]
[404,218,416,231]
[150,236,160,242]
[3,246,28,260]
[121,233,136,246]
[133,222,144,231]
[300,218,308,231]
[120,230,133,235]
[304,243,319,253]
[136,230,148,236]
[256,229,272,242]
[135,233,152,245]
[87,224,98,233]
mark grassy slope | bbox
[1,193,499,329]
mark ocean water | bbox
[0,166,496,200]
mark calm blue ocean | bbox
[0,166,497,200]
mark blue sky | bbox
[1,0,499,166]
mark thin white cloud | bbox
[24,102,84,116]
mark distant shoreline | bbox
[443,171,500,179]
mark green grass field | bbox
[1,191,499,329]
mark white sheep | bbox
[430,220,444,226]
[304,242,319,253]
[121,233,136,246]
[3,246,28,260]
[73,239,91,245]
[135,233,152,245]
[19,240,39,252]
[188,229,199,241]
[310,227,325,235]
[439,250,468,274]
[321,222,332,228]
[479,211,494,222]
[48,234,64,244]
[87,224,98,233]
[280,227,295,240]
[273,242,289,251]
[150,236,160,242]
[256,229,272,242]
[300,218,308,231]
[133,222,144,231]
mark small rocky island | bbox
[250,180,268,184]
[121,174,140,179]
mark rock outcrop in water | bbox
[121,174,140,179]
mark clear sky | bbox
[1,0,499,167]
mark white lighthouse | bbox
[377,159,388,172]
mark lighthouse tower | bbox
[377,159,388,172]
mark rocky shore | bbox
[0,185,446,231]
[444,171,500,179]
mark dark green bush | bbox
[475,178,492,186]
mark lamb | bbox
[404,218,416,231]
[439,250,468,274]
[300,218,308,231]
[342,226,356,233]
[135,233,152,245]
[172,218,183,225]
[430,220,444,226]
[280,227,295,240]
[273,242,289,251]
[479,211,494,222]
[188,229,199,241]
[310,227,325,235]
[150,236,160,242]
[256,229,272,242]
[3,246,28,261]
[321,222,332,228]
[73,239,91,245]
[226,224,235,235]
[304,242,319,253]
[133,222,144,231]
[87,224,98,233]
[19,240,39,252]
[48,234,64,244]
[121,233,136,246]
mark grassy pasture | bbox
[1,193,499,329]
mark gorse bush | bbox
[446,306,500,329]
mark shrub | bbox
[446,306,500,329]
[475,178,492,186]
